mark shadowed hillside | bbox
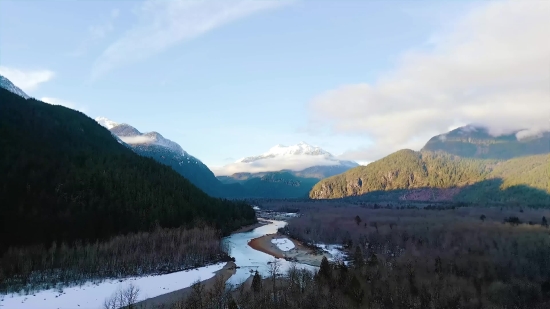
[0,88,256,253]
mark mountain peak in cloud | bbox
[214,142,358,176]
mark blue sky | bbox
[1,0,548,169]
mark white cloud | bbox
[212,155,343,176]
[91,0,292,79]
[119,135,155,144]
[41,97,88,114]
[0,67,55,92]
[308,0,550,162]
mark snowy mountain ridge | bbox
[0,74,30,99]
[95,117,185,156]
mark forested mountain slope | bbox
[310,149,550,204]
[102,121,248,198]
[0,88,256,253]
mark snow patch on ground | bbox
[271,238,295,251]
[316,244,346,261]
[0,263,225,309]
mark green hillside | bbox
[0,88,256,253]
[225,171,319,198]
[309,149,550,204]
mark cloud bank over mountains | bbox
[212,142,357,176]
[308,0,550,162]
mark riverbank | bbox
[230,219,270,235]
[134,261,237,309]
[248,233,329,267]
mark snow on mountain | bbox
[238,141,332,162]
[95,116,120,130]
[214,142,358,176]
[0,74,30,99]
[94,117,185,155]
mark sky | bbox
[1,0,548,169]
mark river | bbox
[223,219,318,285]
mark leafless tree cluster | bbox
[103,283,141,309]
[1,225,229,294]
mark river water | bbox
[223,220,318,285]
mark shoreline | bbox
[230,219,270,235]
[134,261,237,308]
[248,233,329,267]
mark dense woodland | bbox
[0,225,229,294]
[310,149,550,205]
[136,204,550,309]
[0,88,256,290]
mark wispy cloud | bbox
[69,8,120,57]
[41,97,88,114]
[91,0,292,80]
[308,0,550,162]
[0,67,55,92]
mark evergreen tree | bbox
[319,256,331,279]
[252,270,262,293]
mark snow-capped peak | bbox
[240,142,332,162]
[94,117,186,156]
[0,74,30,99]
[95,117,120,130]
[215,142,358,176]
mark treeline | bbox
[0,225,230,294]
[0,88,257,254]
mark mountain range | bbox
[216,143,359,197]
[1,73,548,205]
[94,118,353,198]
[310,125,550,205]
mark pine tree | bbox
[252,270,262,293]
[319,256,331,279]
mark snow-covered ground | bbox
[271,238,295,251]
[0,263,225,309]
[316,244,346,262]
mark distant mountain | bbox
[422,125,550,159]
[0,87,256,253]
[217,142,358,179]
[0,74,29,99]
[310,126,550,205]
[95,117,246,198]
[216,142,358,198]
